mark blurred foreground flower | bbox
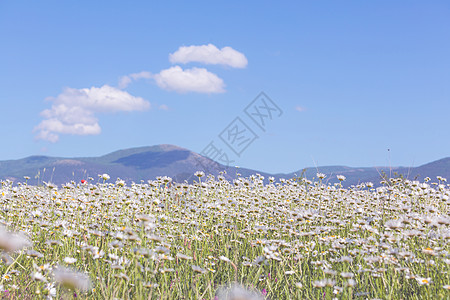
[54,266,92,292]
[215,284,265,300]
[0,227,31,252]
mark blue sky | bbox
[1,1,449,173]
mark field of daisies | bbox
[0,172,448,299]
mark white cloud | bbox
[154,66,225,93]
[169,44,248,68]
[34,85,150,142]
[118,71,152,89]
[295,106,306,112]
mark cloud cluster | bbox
[34,85,150,142]
[35,44,246,142]
[119,44,246,94]
[169,44,248,68]
[154,66,225,94]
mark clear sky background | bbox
[0,1,449,173]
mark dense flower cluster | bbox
[0,173,448,299]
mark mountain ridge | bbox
[0,144,448,186]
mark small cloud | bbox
[295,106,306,112]
[34,85,150,142]
[118,71,152,89]
[154,66,225,94]
[169,44,248,68]
[158,104,169,111]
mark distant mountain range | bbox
[0,144,448,186]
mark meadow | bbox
[0,172,448,299]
